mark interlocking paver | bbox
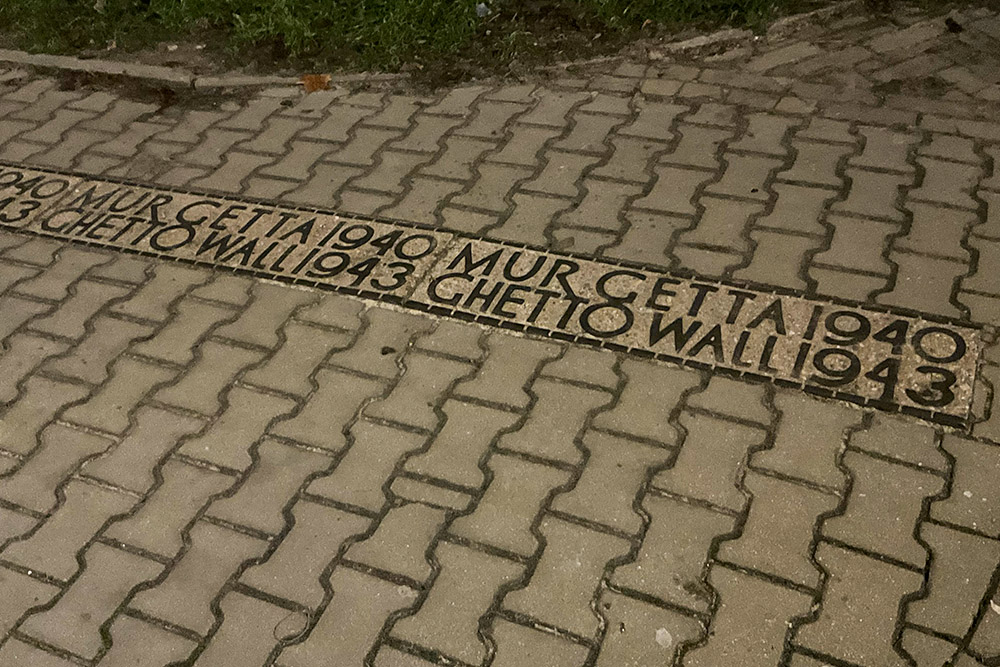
[19,542,162,659]
[0,423,113,512]
[594,590,703,666]
[794,542,923,667]
[240,500,370,607]
[822,450,944,566]
[130,521,267,634]
[451,453,571,556]
[390,541,522,664]
[685,566,812,666]
[62,356,175,434]
[503,515,630,637]
[277,568,415,666]
[2,479,135,580]
[178,386,296,470]
[345,502,447,582]
[103,458,232,556]
[307,421,425,511]
[611,493,733,612]
[205,438,330,534]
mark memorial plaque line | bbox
[0,161,984,428]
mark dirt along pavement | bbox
[1,3,1000,666]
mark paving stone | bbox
[633,165,715,215]
[879,251,967,318]
[100,615,198,667]
[810,265,888,302]
[270,367,385,451]
[285,163,364,206]
[660,123,733,171]
[0,504,37,543]
[652,411,764,511]
[735,229,821,290]
[327,307,434,379]
[1,479,135,580]
[489,617,591,667]
[13,247,109,301]
[521,151,601,198]
[593,360,698,443]
[850,412,948,471]
[685,565,813,666]
[519,89,590,127]
[552,430,671,534]
[488,124,563,166]
[62,357,176,434]
[403,399,518,489]
[594,590,704,667]
[487,192,574,246]
[179,386,296,470]
[0,296,51,342]
[206,438,330,534]
[611,493,734,612]
[214,282,316,348]
[154,340,264,415]
[0,376,90,457]
[277,568,415,667]
[748,42,822,72]
[812,215,897,275]
[412,320,484,360]
[346,502,447,582]
[555,112,621,153]
[556,179,643,233]
[110,263,209,322]
[605,210,687,266]
[194,591,302,666]
[504,516,630,637]
[364,351,472,430]
[831,169,910,222]
[908,521,1000,638]
[307,421,425,511]
[794,542,924,667]
[130,521,268,634]
[28,280,131,340]
[895,203,975,261]
[457,100,529,139]
[731,113,800,155]
[19,542,161,659]
[0,567,60,637]
[243,322,351,396]
[103,459,232,557]
[779,140,853,187]
[704,154,783,201]
[932,435,1000,534]
[390,541,522,663]
[717,470,837,587]
[499,377,611,464]
[900,629,963,667]
[910,157,981,210]
[454,334,560,409]
[0,333,66,402]
[969,588,1000,658]
[823,450,944,566]
[591,135,665,183]
[241,500,370,607]
[451,453,570,556]
[0,423,113,513]
[677,196,763,254]
[301,105,375,142]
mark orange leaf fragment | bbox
[300,74,332,93]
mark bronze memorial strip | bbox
[0,162,984,428]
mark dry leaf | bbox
[300,74,332,93]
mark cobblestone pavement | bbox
[2,3,1000,666]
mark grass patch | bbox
[0,0,814,76]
